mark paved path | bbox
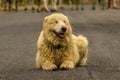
[0,9,120,80]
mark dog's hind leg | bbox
[79,49,88,66]
[75,35,88,66]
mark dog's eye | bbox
[55,21,58,23]
[63,20,66,23]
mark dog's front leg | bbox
[41,57,57,71]
[60,60,75,70]
[41,60,57,71]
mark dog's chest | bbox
[53,45,64,65]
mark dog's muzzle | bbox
[53,26,67,39]
[61,27,67,33]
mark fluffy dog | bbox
[36,13,88,70]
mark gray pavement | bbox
[0,9,120,80]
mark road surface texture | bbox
[0,9,120,80]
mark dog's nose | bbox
[61,27,67,32]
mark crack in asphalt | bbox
[86,67,95,80]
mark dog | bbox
[36,13,88,70]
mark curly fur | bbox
[36,13,88,70]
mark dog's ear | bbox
[42,16,48,28]
[65,17,73,35]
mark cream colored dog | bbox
[36,13,88,70]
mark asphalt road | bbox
[0,9,120,80]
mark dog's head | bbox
[42,13,72,45]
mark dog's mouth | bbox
[53,31,65,39]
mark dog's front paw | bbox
[42,63,57,71]
[60,61,75,70]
